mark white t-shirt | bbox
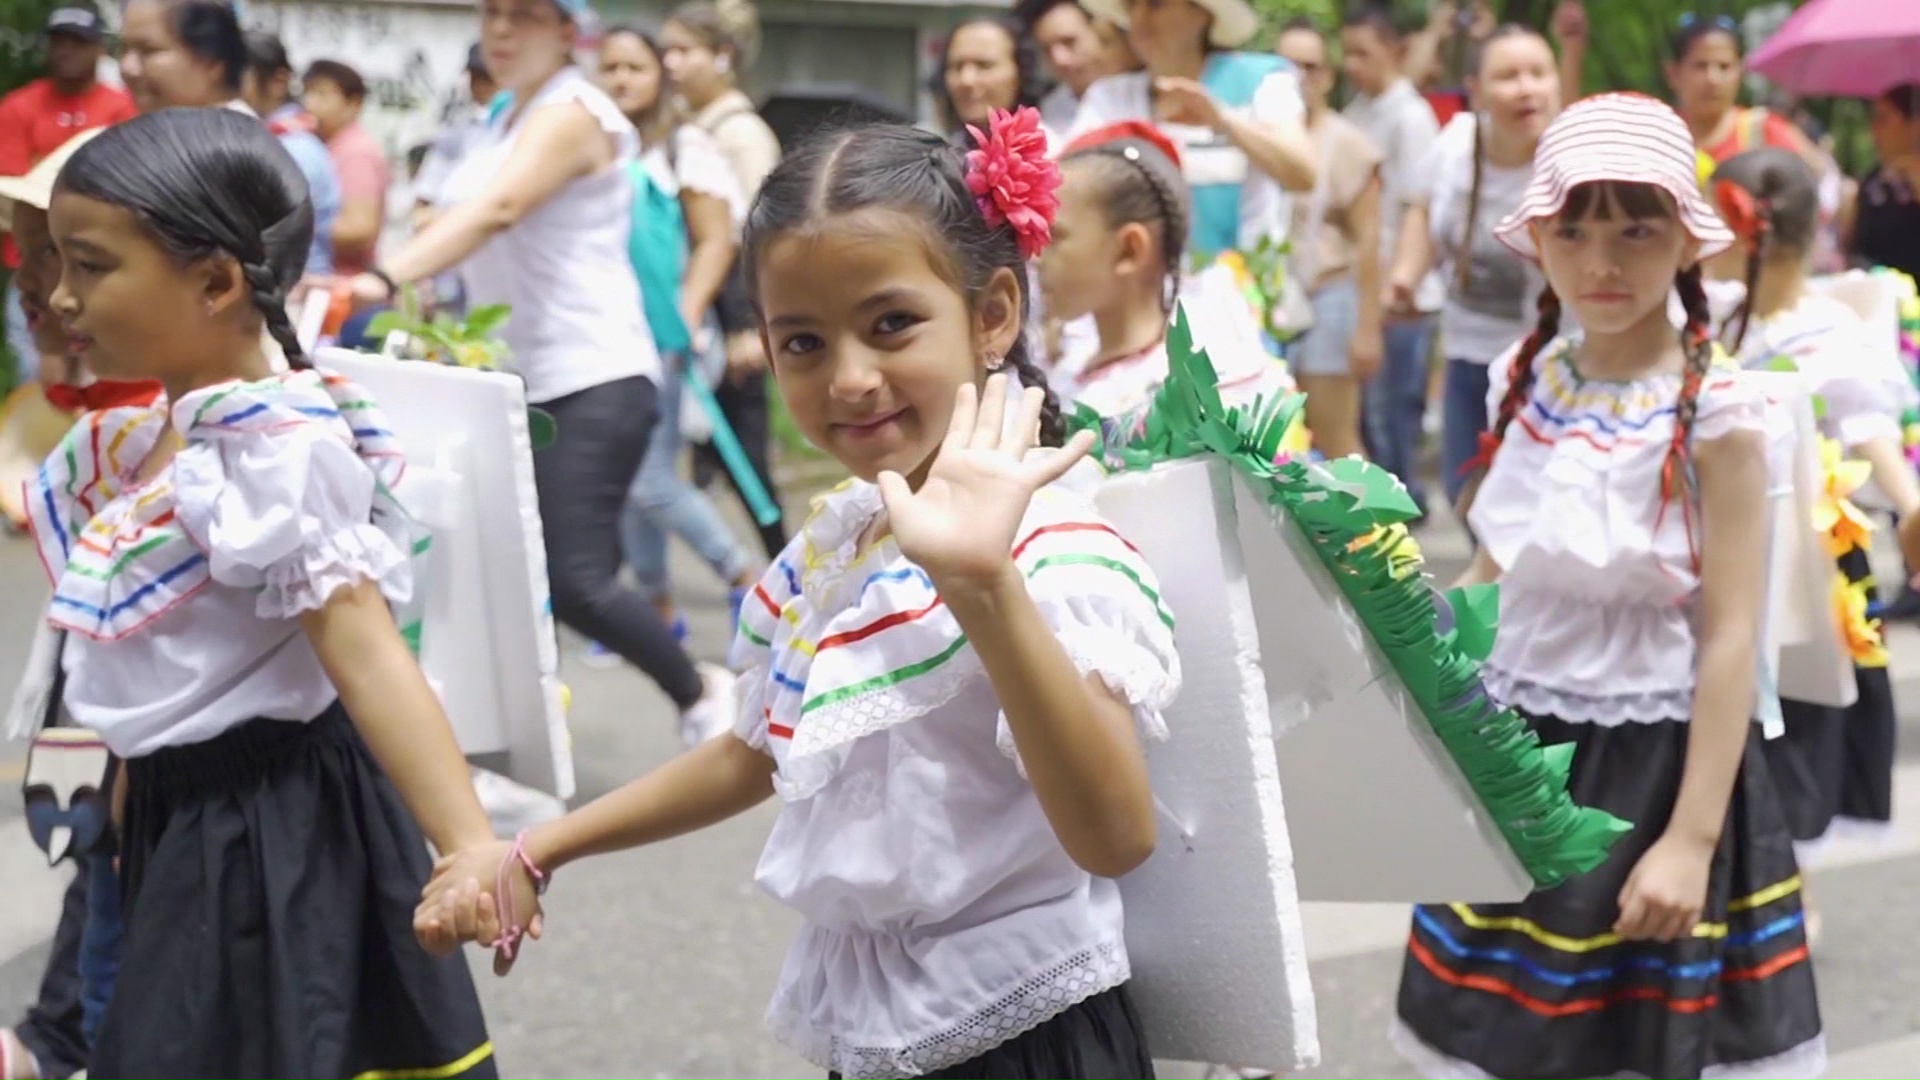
[1344,78,1443,313]
[1414,113,1544,364]
[1068,66,1306,253]
[444,67,659,403]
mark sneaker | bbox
[678,662,737,748]
[580,641,621,670]
[471,768,566,836]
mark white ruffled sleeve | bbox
[174,411,413,621]
[992,501,1183,774]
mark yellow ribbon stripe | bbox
[1446,875,1801,954]
[352,1041,495,1080]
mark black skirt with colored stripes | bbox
[1765,546,1897,855]
[90,703,497,1080]
[1394,711,1822,1080]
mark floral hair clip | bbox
[965,106,1062,260]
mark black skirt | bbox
[1766,545,1898,854]
[90,703,497,1079]
[1395,711,1822,1079]
[828,985,1154,1080]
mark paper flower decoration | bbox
[1812,436,1875,558]
[1835,571,1889,668]
[964,107,1061,260]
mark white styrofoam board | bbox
[316,349,573,799]
[1097,459,1319,1071]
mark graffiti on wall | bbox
[251,0,477,197]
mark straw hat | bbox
[1493,93,1734,264]
[1081,0,1261,51]
[0,127,105,232]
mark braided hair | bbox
[1060,132,1190,317]
[743,123,1065,446]
[56,108,316,369]
[1709,147,1819,353]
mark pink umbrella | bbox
[1749,0,1920,98]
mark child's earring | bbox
[983,349,1004,373]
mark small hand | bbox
[1383,275,1417,316]
[1349,325,1385,381]
[414,840,545,974]
[877,373,1095,591]
[1614,832,1713,942]
[1153,77,1227,132]
[349,272,394,306]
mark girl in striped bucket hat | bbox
[1393,93,1824,1079]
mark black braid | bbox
[1006,342,1067,447]
[242,261,308,370]
[1096,143,1188,316]
[1672,264,1715,501]
[1725,223,1766,354]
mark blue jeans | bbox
[1363,316,1435,511]
[1440,358,1493,507]
[79,851,122,1045]
[619,351,751,599]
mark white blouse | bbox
[24,369,414,758]
[641,123,748,232]
[1468,338,1788,726]
[1728,292,1909,449]
[730,475,1180,1078]
[444,66,659,404]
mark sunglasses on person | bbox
[1676,13,1739,34]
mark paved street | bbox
[5,493,1920,1077]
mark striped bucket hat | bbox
[1493,92,1734,264]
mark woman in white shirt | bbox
[1386,24,1560,512]
[348,0,732,736]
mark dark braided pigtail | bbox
[1661,263,1716,570]
[1456,283,1561,515]
[1005,344,1067,447]
[1722,203,1771,354]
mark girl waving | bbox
[420,109,1181,1079]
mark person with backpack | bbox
[598,24,761,664]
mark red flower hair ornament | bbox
[965,106,1062,260]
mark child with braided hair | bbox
[1041,120,1290,419]
[1708,148,1920,871]
[1394,94,1823,1080]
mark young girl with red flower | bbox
[417,107,1180,1079]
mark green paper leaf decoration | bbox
[1065,299,1633,889]
[1444,584,1501,663]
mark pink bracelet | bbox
[495,829,549,961]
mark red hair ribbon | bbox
[1711,179,1770,244]
[965,106,1063,260]
[1061,120,1184,171]
[1460,429,1503,478]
